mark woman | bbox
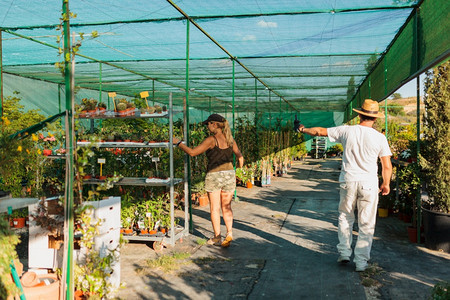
[173,113,244,247]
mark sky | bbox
[392,74,425,98]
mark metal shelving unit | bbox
[312,137,327,159]
[78,93,189,248]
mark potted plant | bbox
[378,186,395,218]
[11,207,27,228]
[420,61,450,253]
[192,179,208,207]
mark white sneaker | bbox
[337,256,350,264]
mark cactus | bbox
[117,102,127,111]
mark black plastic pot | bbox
[422,207,450,253]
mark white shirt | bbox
[327,125,392,182]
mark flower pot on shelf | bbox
[43,149,52,156]
[198,194,209,207]
[246,181,253,189]
[13,217,26,228]
[378,208,389,218]
[407,226,418,243]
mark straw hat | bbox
[353,99,385,118]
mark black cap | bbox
[202,113,226,125]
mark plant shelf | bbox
[83,177,182,186]
[77,141,173,148]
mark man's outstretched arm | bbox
[298,125,328,137]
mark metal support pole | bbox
[99,63,102,102]
[62,0,75,299]
[279,97,282,127]
[414,8,421,243]
[209,97,211,114]
[269,91,272,129]
[185,19,193,233]
[0,30,3,118]
[169,93,175,244]
[152,79,155,105]
[232,59,236,200]
[384,58,388,138]
[255,78,258,155]
[232,59,235,136]
[385,98,388,137]
[368,76,371,99]
[416,75,421,242]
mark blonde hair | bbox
[216,120,234,147]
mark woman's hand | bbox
[173,136,180,145]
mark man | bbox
[297,99,392,272]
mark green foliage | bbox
[74,205,123,298]
[10,207,28,218]
[429,281,450,300]
[0,93,46,197]
[398,162,421,222]
[0,215,20,299]
[387,105,405,116]
[143,252,191,274]
[392,92,402,100]
[421,61,450,213]
[327,144,343,155]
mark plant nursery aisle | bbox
[119,159,450,300]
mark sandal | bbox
[207,235,222,246]
[221,235,233,248]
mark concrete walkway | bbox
[119,159,450,299]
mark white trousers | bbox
[337,181,379,268]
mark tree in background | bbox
[392,92,402,100]
[420,60,450,213]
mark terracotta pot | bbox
[43,149,52,156]
[403,214,412,223]
[124,228,133,235]
[378,208,389,218]
[149,229,157,235]
[22,273,60,300]
[74,290,85,300]
[246,181,253,189]
[98,176,107,180]
[160,228,167,234]
[83,175,92,180]
[13,217,26,228]
[407,226,418,243]
[198,194,209,207]
[140,229,149,235]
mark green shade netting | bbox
[1,0,449,126]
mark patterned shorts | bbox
[205,170,236,193]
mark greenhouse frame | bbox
[0,0,449,298]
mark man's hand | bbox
[379,182,390,195]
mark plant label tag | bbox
[146,212,152,218]
[140,91,149,98]
[7,206,12,215]
[152,157,160,162]
[98,158,106,164]
[108,92,116,97]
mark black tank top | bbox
[206,136,233,173]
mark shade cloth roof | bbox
[0,0,449,125]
